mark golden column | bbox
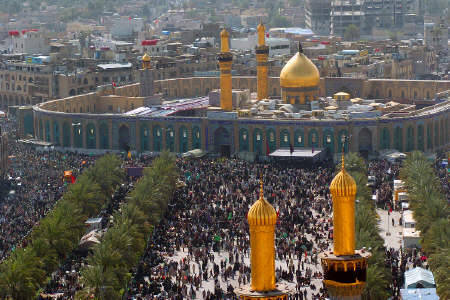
[235,178,293,300]
[330,155,356,255]
[256,23,269,101]
[218,29,233,111]
[320,154,371,300]
[248,179,276,291]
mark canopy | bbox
[79,230,102,249]
[182,149,207,158]
[0,110,5,117]
[400,288,438,300]
[404,267,436,289]
[269,148,324,160]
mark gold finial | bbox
[257,23,265,47]
[220,29,230,53]
[298,41,303,53]
[341,153,345,170]
[259,173,264,200]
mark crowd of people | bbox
[126,158,336,300]
[2,114,448,300]
[0,119,96,261]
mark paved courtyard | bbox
[377,208,403,250]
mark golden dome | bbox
[329,155,357,197]
[248,179,277,226]
[280,43,320,88]
[142,53,151,62]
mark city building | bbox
[305,0,332,36]
[7,29,49,55]
[331,0,364,37]
[424,20,448,55]
[0,58,136,108]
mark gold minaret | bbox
[235,177,294,300]
[320,154,371,300]
[255,23,269,101]
[218,29,233,111]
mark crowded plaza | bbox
[0,119,96,261]
[0,115,448,300]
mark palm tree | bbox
[64,173,103,217]
[0,249,45,300]
[85,154,125,201]
[78,263,121,300]
[363,265,391,300]
[32,201,85,261]
[399,151,449,298]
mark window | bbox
[297,135,302,143]
[256,133,261,141]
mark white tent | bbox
[0,110,6,117]
[404,267,436,289]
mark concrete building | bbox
[111,17,144,40]
[7,30,49,55]
[305,0,332,36]
[231,35,290,57]
[424,21,448,55]
[0,59,136,108]
[331,0,364,37]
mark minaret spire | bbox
[320,139,371,300]
[255,23,269,101]
[218,28,233,111]
[236,175,294,299]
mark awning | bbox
[400,288,438,300]
[404,267,436,289]
[269,148,323,158]
[182,149,207,158]
[79,230,102,249]
[18,139,53,146]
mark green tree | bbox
[85,154,125,201]
[400,151,450,297]
[32,201,85,261]
[0,249,46,300]
[344,24,360,41]
[64,174,103,216]
[78,151,178,299]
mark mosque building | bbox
[17,25,450,158]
